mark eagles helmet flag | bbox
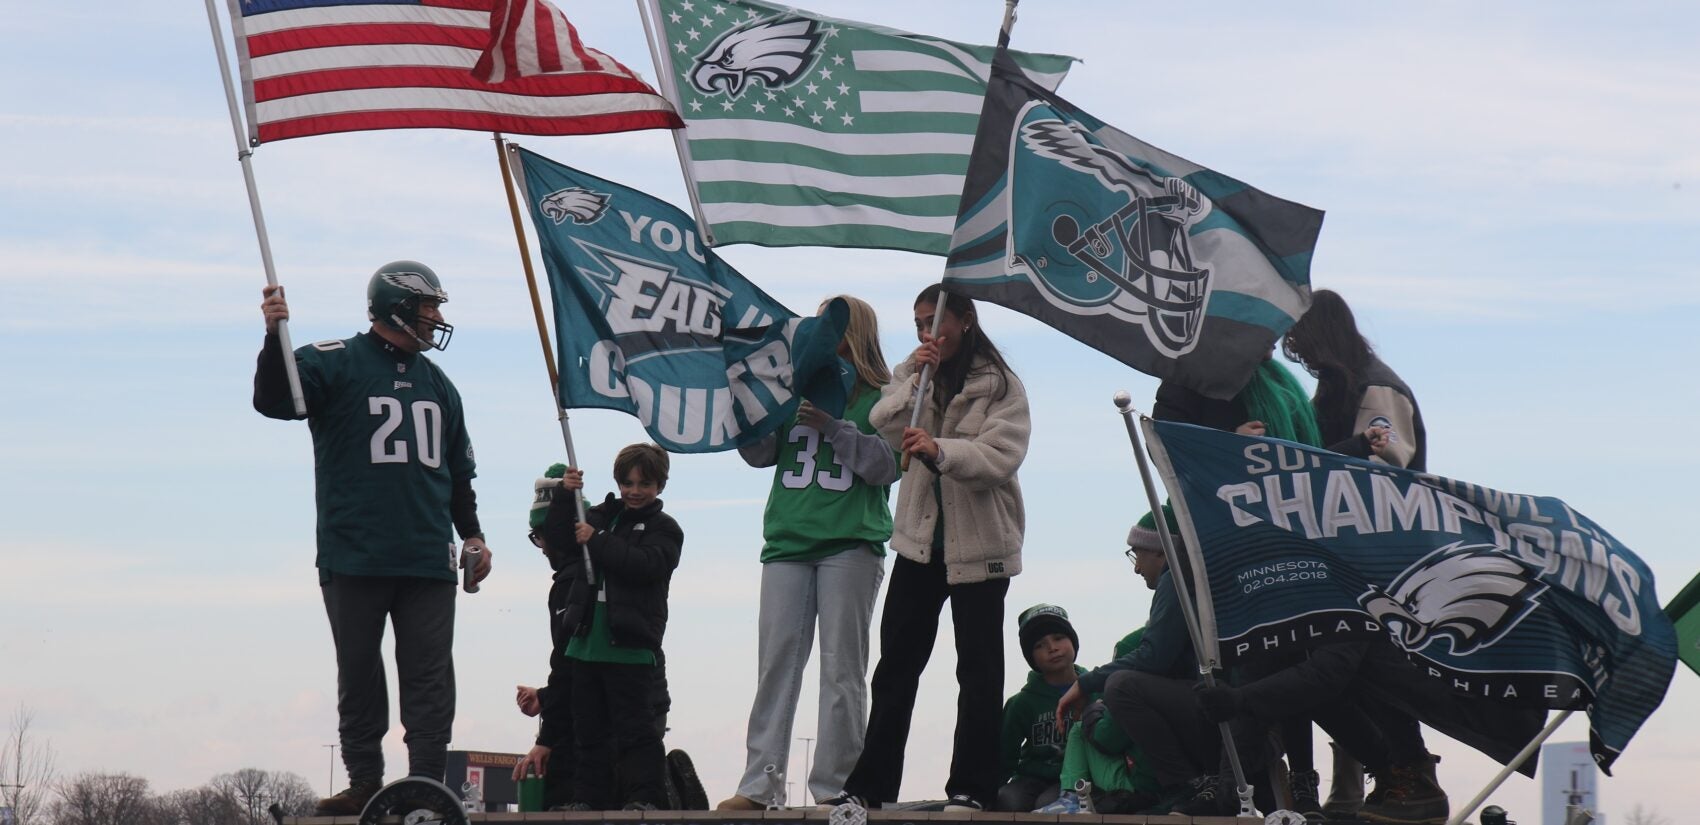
[945,48,1323,400]
[509,145,853,453]
[1141,418,1676,773]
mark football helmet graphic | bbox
[368,260,454,351]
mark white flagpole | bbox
[1446,710,1572,825]
[634,0,715,244]
[202,0,305,417]
[1114,392,1256,818]
[497,138,594,581]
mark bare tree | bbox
[162,785,246,825]
[48,772,155,825]
[263,771,317,819]
[0,707,57,825]
[211,768,318,824]
[1624,804,1670,825]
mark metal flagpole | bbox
[1113,392,1256,818]
[493,135,593,579]
[202,0,305,417]
[1446,710,1572,825]
[634,0,715,244]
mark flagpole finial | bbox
[1113,390,1133,411]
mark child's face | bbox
[618,468,662,511]
[1032,632,1077,675]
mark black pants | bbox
[1102,670,1220,788]
[843,553,1009,804]
[320,572,456,783]
[570,660,666,808]
[1313,695,1427,774]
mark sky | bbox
[2,1,1698,822]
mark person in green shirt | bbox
[995,604,1083,811]
[546,444,683,811]
[718,296,899,810]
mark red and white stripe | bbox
[229,0,681,144]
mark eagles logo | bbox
[540,186,611,226]
[689,17,823,99]
[1010,111,1213,358]
[1359,542,1546,657]
[380,270,447,301]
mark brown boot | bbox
[1358,758,1448,825]
[715,794,765,811]
[314,780,382,816]
[1323,740,1364,817]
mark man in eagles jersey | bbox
[254,261,493,815]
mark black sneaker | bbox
[313,779,381,817]
[1288,768,1324,819]
[667,749,710,810]
[551,801,595,812]
[1168,773,1233,816]
[624,801,660,812]
[941,794,983,812]
[817,791,867,811]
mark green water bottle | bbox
[518,764,545,812]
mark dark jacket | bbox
[1077,570,1196,693]
[1154,381,1247,432]
[1319,356,1428,472]
[542,491,683,653]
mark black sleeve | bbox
[541,486,585,557]
[1236,641,1368,719]
[1327,432,1374,459]
[536,579,574,746]
[253,332,304,419]
[1153,381,1243,431]
[451,478,482,540]
[586,514,683,586]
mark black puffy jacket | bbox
[542,491,683,653]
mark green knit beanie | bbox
[529,463,568,530]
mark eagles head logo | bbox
[1010,112,1213,358]
[689,17,822,100]
[540,187,611,226]
[381,271,447,301]
[1359,541,1546,657]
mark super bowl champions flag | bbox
[1143,419,1675,772]
[227,0,680,143]
[510,146,851,452]
[642,0,1074,254]
[945,50,1323,400]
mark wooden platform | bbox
[285,811,1264,824]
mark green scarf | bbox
[1237,360,1322,446]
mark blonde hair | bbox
[823,295,890,391]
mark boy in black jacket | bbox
[545,443,684,811]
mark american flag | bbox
[228,0,682,144]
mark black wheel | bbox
[358,777,469,825]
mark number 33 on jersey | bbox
[759,391,894,564]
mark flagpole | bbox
[493,135,593,579]
[1114,392,1256,818]
[1446,710,1571,825]
[203,0,305,417]
[899,292,948,473]
[634,0,715,245]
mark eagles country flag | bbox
[944,48,1324,401]
[508,145,854,453]
[1141,418,1677,772]
[642,0,1075,254]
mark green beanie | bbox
[529,463,568,530]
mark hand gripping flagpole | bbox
[203,0,305,416]
[494,135,593,580]
[1113,391,1255,818]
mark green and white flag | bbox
[643,0,1074,255]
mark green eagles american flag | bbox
[642,0,1074,255]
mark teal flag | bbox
[645,0,1074,254]
[946,49,1324,400]
[511,145,851,452]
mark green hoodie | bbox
[1000,665,1087,780]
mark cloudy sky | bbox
[2,1,1697,822]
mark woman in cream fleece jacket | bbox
[828,284,1030,811]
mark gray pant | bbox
[320,572,456,783]
[735,547,884,804]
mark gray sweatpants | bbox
[320,572,456,783]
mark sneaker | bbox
[551,801,595,812]
[624,800,660,812]
[1034,790,1082,814]
[313,780,381,817]
[1288,768,1324,819]
[1357,761,1448,825]
[817,791,867,811]
[716,794,766,811]
[941,794,983,812]
[1168,773,1233,816]
[668,750,710,811]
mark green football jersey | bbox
[292,333,476,581]
[760,389,894,563]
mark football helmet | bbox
[367,260,453,350]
